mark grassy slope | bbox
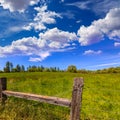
[0,72,120,120]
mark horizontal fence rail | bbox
[0,77,84,120]
[2,90,71,107]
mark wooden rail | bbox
[0,77,84,120]
[2,90,71,107]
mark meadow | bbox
[0,72,120,120]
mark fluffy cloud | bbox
[0,28,77,62]
[83,50,102,55]
[39,27,77,43]
[0,0,40,12]
[77,25,104,46]
[23,6,61,31]
[114,42,120,47]
[109,30,120,41]
[29,52,50,62]
[77,8,120,46]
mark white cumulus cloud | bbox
[114,42,120,47]
[39,27,77,43]
[23,6,61,31]
[83,50,102,55]
[0,0,40,12]
[77,8,120,46]
[0,28,77,62]
[77,25,104,46]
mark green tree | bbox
[67,65,77,73]
[16,64,21,72]
[21,65,25,72]
[4,61,13,72]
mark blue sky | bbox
[0,0,120,70]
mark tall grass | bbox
[0,72,120,119]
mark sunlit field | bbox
[0,72,120,120]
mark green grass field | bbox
[0,72,120,120]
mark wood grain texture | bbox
[0,78,7,104]
[2,90,71,107]
[70,77,84,120]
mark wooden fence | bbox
[0,77,84,120]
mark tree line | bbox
[0,61,62,73]
[0,61,120,73]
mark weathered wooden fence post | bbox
[70,77,84,120]
[0,77,7,104]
